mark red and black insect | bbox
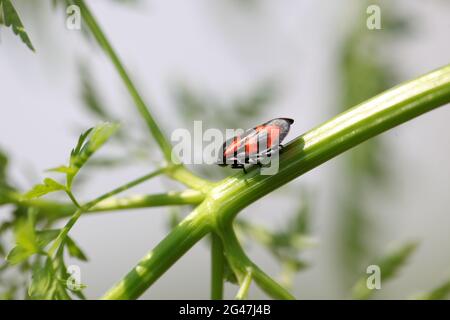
[217,118,294,172]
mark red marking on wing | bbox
[245,135,258,155]
[256,125,281,149]
[224,136,241,157]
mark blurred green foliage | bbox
[351,241,418,299]
[413,279,450,300]
[173,81,277,130]
[0,0,35,51]
[334,0,410,292]
[236,192,315,289]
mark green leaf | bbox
[22,178,66,200]
[6,212,40,264]
[15,213,38,252]
[6,245,33,264]
[7,227,59,265]
[85,122,120,156]
[71,128,94,161]
[28,258,55,298]
[0,0,35,51]
[46,166,76,175]
[66,236,88,261]
[351,241,419,300]
[66,122,119,188]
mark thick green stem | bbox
[211,233,224,300]
[102,203,212,300]
[102,64,450,300]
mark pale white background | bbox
[0,0,449,299]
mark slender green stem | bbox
[48,208,82,257]
[88,190,204,213]
[65,190,81,209]
[82,168,166,209]
[235,269,252,300]
[7,190,204,220]
[102,64,450,300]
[48,168,165,257]
[74,0,172,161]
[218,224,295,300]
[211,233,224,300]
[167,165,213,192]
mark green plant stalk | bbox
[168,165,212,192]
[89,189,204,212]
[48,169,165,256]
[74,0,172,161]
[83,168,166,210]
[218,225,295,300]
[235,269,252,300]
[103,64,450,300]
[5,190,204,219]
[211,233,224,300]
[102,203,212,300]
[66,190,81,208]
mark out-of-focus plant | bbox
[333,0,411,291]
[0,0,35,51]
[235,192,315,289]
[0,1,449,300]
[412,278,450,300]
[351,241,418,299]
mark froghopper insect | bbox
[217,118,294,172]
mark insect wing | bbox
[236,126,281,164]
